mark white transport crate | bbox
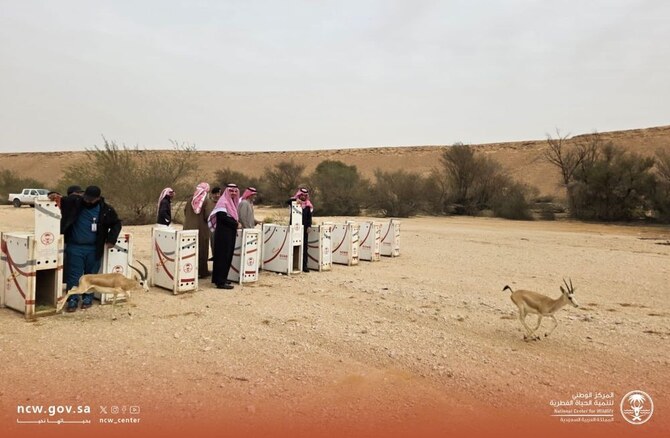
[380,220,401,257]
[290,200,303,226]
[96,232,134,304]
[1,232,64,319]
[33,200,62,270]
[261,224,303,275]
[228,228,260,284]
[151,228,198,294]
[358,221,382,262]
[331,222,359,266]
[306,224,332,272]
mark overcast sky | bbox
[1,0,668,152]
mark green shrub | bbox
[309,160,367,216]
[570,144,656,221]
[490,181,534,220]
[368,169,426,217]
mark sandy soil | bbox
[0,205,669,437]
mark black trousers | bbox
[212,219,236,285]
[302,229,309,271]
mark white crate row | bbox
[1,198,400,319]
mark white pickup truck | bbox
[8,188,50,207]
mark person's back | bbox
[156,188,174,226]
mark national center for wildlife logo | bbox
[620,390,654,425]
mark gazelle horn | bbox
[129,264,145,281]
[137,260,148,281]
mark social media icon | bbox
[129,406,141,415]
[111,406,119,414]
[100,406,108,414]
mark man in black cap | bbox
[66,185,84,196]
[60,185,122,312]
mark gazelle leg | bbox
[518,310,538,340]
[531,315,542,331]
[111,288,122,320]
[545,315,558,337]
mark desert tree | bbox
[309,160,367,216]
[261,160,306,206]
[441,144,478,206]
[368,169,426,217]
[652,149,670,222]
[544,130,599,208]
[570,144,656,220]
[59,138,199,224]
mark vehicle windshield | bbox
[36,189,49,195]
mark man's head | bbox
[210,186,222,202]
[297,188,309,201]
[226,183,239,197]
[47,191,62,201]
[83,185,101,205]
[242,187,257,202]
[67,185,84,196]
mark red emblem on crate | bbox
[112,265,124,274]
[247,258,254,266]
[183,263,193,273]
[41,232,54,245]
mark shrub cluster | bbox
[545,133,669,222]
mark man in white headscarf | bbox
[237,187,259,229]
[183,182,212,278]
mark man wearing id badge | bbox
[60,185,122,312]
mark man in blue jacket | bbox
[60,185,122,312]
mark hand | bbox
[105,242,115,250]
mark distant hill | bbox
[1,125,669,199]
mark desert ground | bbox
[1,204,669,437]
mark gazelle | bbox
[57,261,149,318]
[502,279,579,341]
